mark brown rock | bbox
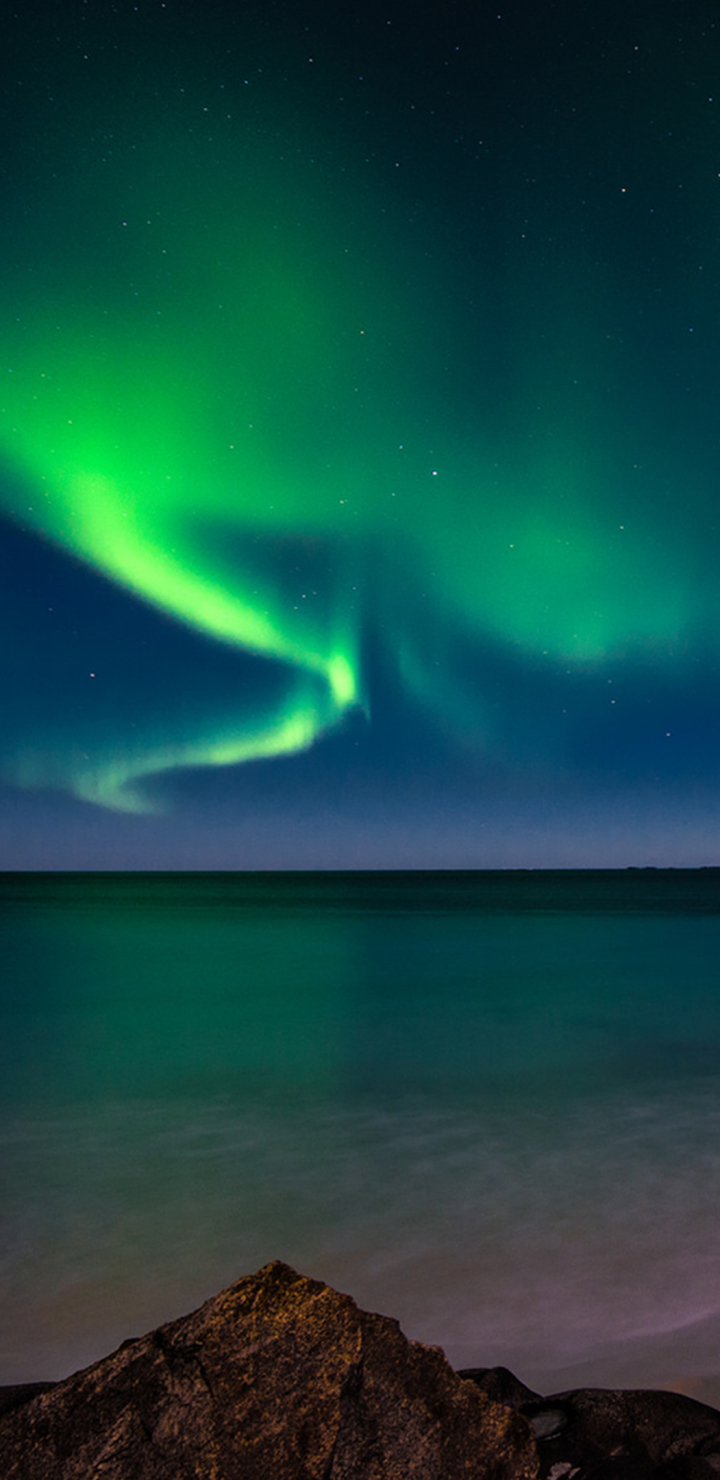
[0,1387,56,1423]
[0,1261,539,1479]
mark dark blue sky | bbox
[2,0,719,866]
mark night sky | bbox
[2,0,719,867]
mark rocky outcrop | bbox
[6,1265,720,1480]
[0,1261,538,1479]
[461,1367,720,1479]
[0,1386,56,1423]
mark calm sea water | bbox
[2,870,720,1398]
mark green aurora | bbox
[1,35,718,822]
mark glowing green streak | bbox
[0,442,359,808]
[0,115,708,809]
[69,471,357,708]
[76,698,332,813]
[5,683,332,813]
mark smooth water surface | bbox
[2,870,720,1398]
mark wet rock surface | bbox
[461,1368,720,1479]
[0,1262,537,1479]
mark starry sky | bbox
[1,0,719,868]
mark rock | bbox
[0,1387,56,1422]
[461,1367,543,1411]
[460,1368,720,1479]
[0,1261,538,1479]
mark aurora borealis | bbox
[2,0,720,866]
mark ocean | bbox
[2,869,720,1402]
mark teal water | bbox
[2,870,720,1396]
